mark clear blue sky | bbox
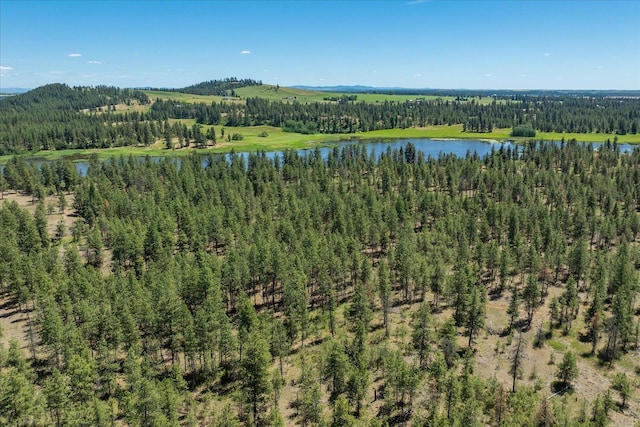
[1,0,639,90]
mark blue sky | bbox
[1,0,639,90]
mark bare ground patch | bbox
[0,292,37,357]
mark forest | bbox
[0,139,639,426]
[1,82,639,155]
[167,78,264,97]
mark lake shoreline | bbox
[0,132,637,166]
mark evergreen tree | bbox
[611,372,632,409]
[241,330,273,426]
[523,275,541,327]
[377,258,392,337]
[506,282,521,331]
[411,302,432,369]
[510,330,526,392]
[465,285,486,348]
[556,351,579,387]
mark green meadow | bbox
[358,126,640,143]
[144,90,232,104]
[148,86,488,105]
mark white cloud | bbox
[484,73,493,77]
[406,0,430,5]
[543,53,551,56]
[0,66,13,70]
[241,50,251,55]
[87,60,102,64]
[67,53,82,57]
[413,73,422,78]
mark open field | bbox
[536,130,640,144]
[235,85,329,102]
[149,86,488,104]
[235,85,464,103]
[357,125,640,143]
[144,90,233,104]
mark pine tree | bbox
[466,285,486,348]
[411,302,432,369]
[523,275,541,327]
[510,330,525,392]
[560,277,579,333]
[241,330,273,426]
[506,283,521,331]
[556,351,578,387]
[377,258,392,337]
[430,257,446,309]
[611,372,632,409]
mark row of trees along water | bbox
[1,83,639,154]
[0,140,639,425]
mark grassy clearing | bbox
[235,85,328,102]
[350,93,462,103]
[536,130,640,143]
[150,86,488,105]
[357,125,512,140]
[360,126,640,143]
[547,339,568,352]
[206,126,338,152]
[144,90,232,104]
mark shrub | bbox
[511,125,536,137]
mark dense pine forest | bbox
[0,140,639,425]
[1,82,639,155]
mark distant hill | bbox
[292,85,640,98]
[0,87,30,94]
[0,83,149,111]
[174,78,262,96]
[0,83,154,155]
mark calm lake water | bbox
[76,138,636,176]
[3,139,637,177]
[72,138,512,176]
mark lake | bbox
[77,138,637,176]
[3,138,637,177]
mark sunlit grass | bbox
[548,339,567,352]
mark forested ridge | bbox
[1,81,639,155]
[0,140,639,425]
[0,84,153,154]
[169,78,263,97]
